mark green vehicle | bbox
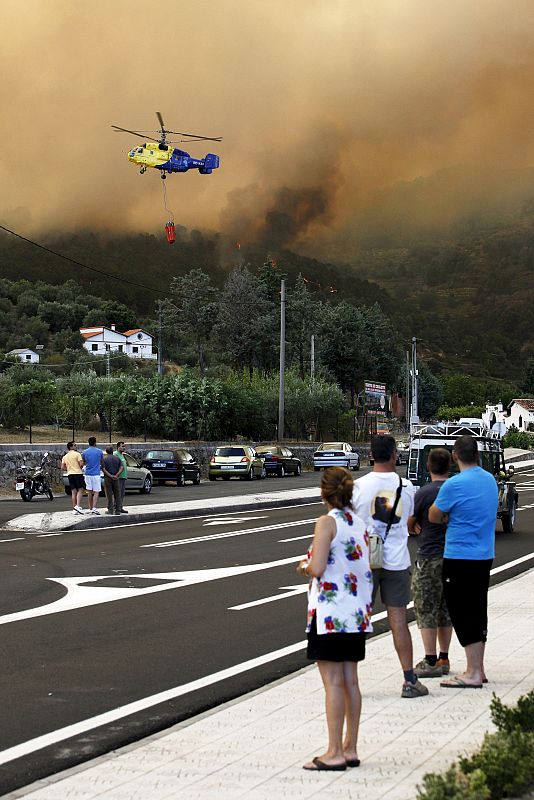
[208,446,267,481]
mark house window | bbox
[118,345,123,352]
[91,344,98,351]
[25,354,31,360]
[132,346,138,353]
[519,415,523,429]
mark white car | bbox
[313,442,360,472]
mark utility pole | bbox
[410,336,420,429]
[157,301,164,376]
[106,349,111,378]
[310,334,315,381]
[405,350,410,429]
[278,279,285,441]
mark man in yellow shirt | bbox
[61,441,84,515]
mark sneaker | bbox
[74,505,83,514]
[436,658,450,675]
[401,679,429,698]
[90,508,100,515]
[414,658,443,678]
[119,509,129,514]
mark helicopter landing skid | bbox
[160,171,166,180]
[139,166,147,174]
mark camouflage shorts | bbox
[411,557,452,629]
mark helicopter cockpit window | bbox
[137,147,143,153]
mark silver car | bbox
[313,442,360,471]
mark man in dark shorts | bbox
[61,441,84,515]
[429,435,498,688]
[408,448,453,678]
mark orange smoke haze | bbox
[1,0,534,259]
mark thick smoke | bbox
[1,0,534,259]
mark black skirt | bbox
[306,614,366,662]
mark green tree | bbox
[214,266,277,374]
[167,269,218,374]
[286,274,321,379]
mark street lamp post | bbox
[278,279,285,441]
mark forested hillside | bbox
[1,208,533,381]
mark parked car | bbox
[313,442,360,471]
[140,449,201,486]
[209,446,266,480]
[255,445,302,477]
[62,451,153,494]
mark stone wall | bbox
[0,441,371,492]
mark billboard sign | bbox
[364,381,387,414]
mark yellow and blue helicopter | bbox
[112,112,221,179]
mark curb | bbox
[3,488,322,533]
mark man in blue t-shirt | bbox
[82,436,104,515]
[429,435,498,689]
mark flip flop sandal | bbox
[345,758,361,768]
[440,677,483,689]
[303,757,347,771]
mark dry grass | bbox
[0,426,162,444]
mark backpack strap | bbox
[384,475,403,541]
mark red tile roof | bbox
[509,399,534,412]
[123,329,142,336]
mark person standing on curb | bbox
[82,437,104,515]
[352,435,429,699]
[429,435,498,689]
[102,446,123,516]
[61,441,84,515]
[298,467,372,772]
[114,441,129,514]
[407,448,453,679]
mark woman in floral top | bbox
[297,466,373,771]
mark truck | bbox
[406,421,518,533]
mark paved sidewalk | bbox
[8,569,534,800]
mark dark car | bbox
[255,445,302,477]
[140,449,201,486]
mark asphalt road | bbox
[0,467,533,795]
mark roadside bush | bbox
[490,690,534,734]
[417,766,489,800]
[437,404,485,420]
[502,427,534,451]
[416,691,534,800]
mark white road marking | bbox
[229,584,307,610]
[0,639,308,768]
[0,556,302,626]
[279,533,313,543]
[0,537,24,543]
[0,557,530,767]
[142,518,316,548]
[203,515,269,526]
[517,504,534,511]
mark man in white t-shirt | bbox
[352,435,429,699]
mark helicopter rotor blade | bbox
[156,111,165,132]
[165,129,222,142]
[111,126,160,143]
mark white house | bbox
[507,399,534,432]
[80,326,156,360]
[7,348,40,364]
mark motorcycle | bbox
[15,452,54,502]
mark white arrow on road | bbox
[0,556,303,627]
[228,584,307,611]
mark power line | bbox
[0,224,164,296]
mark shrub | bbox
[490,690,534,735]
[459,729,534,800]
[417,691,534,800]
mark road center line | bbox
[141,518,317,548]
